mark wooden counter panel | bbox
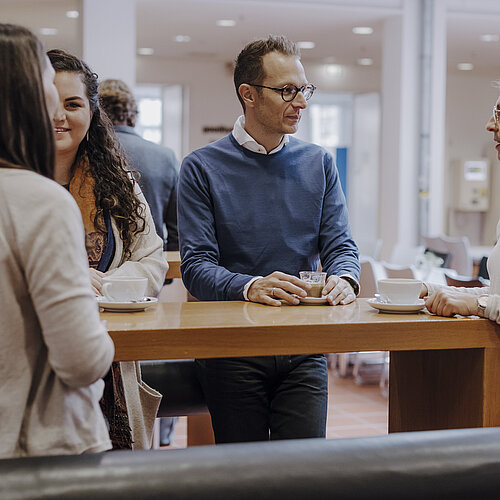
[389,349,485,432]
[165,251,181,279]
[102,299,500,433]
[105,300,500,361]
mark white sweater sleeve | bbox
[11,179,114,389]
[425,282,488,297]
[425,281,500,323]
[107,184,168,296]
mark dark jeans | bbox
[195,354,328,444]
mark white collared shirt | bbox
[232,115,289,155]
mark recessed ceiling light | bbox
[457,62,474,71]
[297,41,315,49]
[216,19,236,27]
[481,34,499,42]
[357,57,374,66]
[66,10,79,19]
[39,28,58,36]
[138,47,154,56]
[324,64,343,77]
[352,26,373,35]
[174,35,191,43]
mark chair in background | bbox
[444,273,487,288]
[478,256,490,280]
[352,351,387,387]
[356,238,383,261]
[353,260,404,394]
[358,256,380,298]
[390,244,424,267]
[424,235,473,277]
[381,262,416,279]
[335,257,386,382]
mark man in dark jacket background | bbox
[99,79,179,252]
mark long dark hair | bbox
[47,49,145,258]
[0,24,54,177]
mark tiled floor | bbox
[164,366,388,449]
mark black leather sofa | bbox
[1,427,500,499]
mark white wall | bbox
[350,93,381,249]
[137,52,500,251]
[137,56,380,156]
[137,57,241,154]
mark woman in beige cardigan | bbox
[47,48,168,450]
[0,24,114,458]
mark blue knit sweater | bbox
[178,133,359,301]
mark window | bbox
[310,104,341,148]
[134,84,185,160]
[135,87,163,145]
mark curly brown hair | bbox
[47,49,145,259]
[98,79,138,127]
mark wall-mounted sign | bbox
[203,126,232,134]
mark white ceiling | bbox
[1,0,500,76]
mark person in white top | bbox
[47,48,167,450]
[0,23,114,458]
[422,94,500,322]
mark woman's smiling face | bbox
[53,71,92,161]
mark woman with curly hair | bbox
[47,49,167,450]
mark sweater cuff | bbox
[243,276,263,301]
[339,274,359,296]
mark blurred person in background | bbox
[98,78,179,252]
[48,49,167,450]
[0,24,114,458]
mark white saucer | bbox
[97,296,158,312]
[367,298,425,314]
[299,296,329,305]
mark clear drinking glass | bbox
[299,271,327,297]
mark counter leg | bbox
[389,348,500,432]
[187,414,215,446]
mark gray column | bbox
[379,0,447,260]
[423,0,447,237]
[379,0,421,259]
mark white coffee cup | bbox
[102,276,148,302]
[377,278,422,304]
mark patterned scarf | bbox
[68,164,106,269]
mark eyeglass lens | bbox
[494,107,500,123]
[282,84,315,102]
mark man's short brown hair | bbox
[98,79,138,127]
[233,35,300,110]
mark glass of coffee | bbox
[299,271,327,298]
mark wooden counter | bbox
[103,299,500,433]
[165,251,181,279]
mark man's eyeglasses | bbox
[249,83,317,102]
[493,106,500,123]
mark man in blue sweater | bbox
[178,35,360,443]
